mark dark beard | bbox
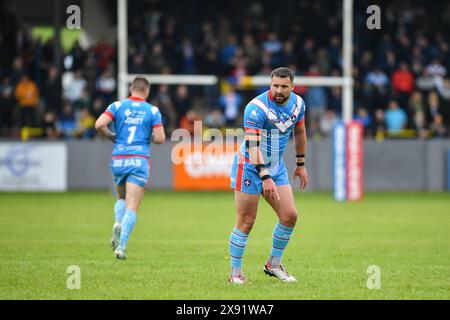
[275,95,288,104]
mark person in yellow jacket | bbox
[15,75,40,128]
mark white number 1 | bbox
[127,126,136,144]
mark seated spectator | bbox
[355,107,373,137]
[204,109,226,129]
[426,58,447,78]
[218,85,243,127]
[174,85,191,125]
[430,113,447,137]
[319,109,339,137]
[95,69,116,102]
[179,110,202,135]
[373,109,387,140]
[91,97,105,119]
[391,62,415,102]
[76,107,96,138]
[63,69,87,103]
[413,110,428,139]
[56,102,77,138]
[41,111,60,139]
[385,100,407,134]
[415,69,435,93]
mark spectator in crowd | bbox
[319,109,339,137]
[153,84,177,133]
[95,68,116,102]
[41,111,59,139]
[75,107,95,138]
[204,108,226,129]
[391,62,415,108]
[179,110,201,135]
[305,65,328,123]
[0,77,14,134]
[355,107,373,137]
[56,102,76,138]
[385,100,408,134]
[43,66,62,113]
[91,97,105,119]
[426,58,447,78]
[14,74,39,128]
[218,85,243,126]
[416,69,436,93]
[64,69,87,103]
[174,85,191,126]
[430,113,447,137]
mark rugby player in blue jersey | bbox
[229,67,309,283]
[95,76,165,260]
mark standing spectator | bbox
[43,66,61,113]
[385,100,407,134]
[14,74,39,128]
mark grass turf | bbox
[0,191,448,300]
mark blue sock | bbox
[114,199,126,223]
[119,209,137,249]
[269,222,295,266]
[229,227,249,275]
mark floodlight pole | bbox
[343,0,354,124]
[118,0,128,100]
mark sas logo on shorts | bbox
[244,179,251,187]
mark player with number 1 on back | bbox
[95,76,165,260]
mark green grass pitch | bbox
[0,191,449,300]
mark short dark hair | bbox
[271,67,294,82]
[131,76,150,92]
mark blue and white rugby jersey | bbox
[103,96,162,158]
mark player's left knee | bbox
[282,210,298,227]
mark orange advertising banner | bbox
[173,142,239,190]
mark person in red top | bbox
[391,62,415,94]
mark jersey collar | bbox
[128,96,145,101]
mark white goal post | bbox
[117,0,354,123]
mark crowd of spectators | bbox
[0,0,449,140]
